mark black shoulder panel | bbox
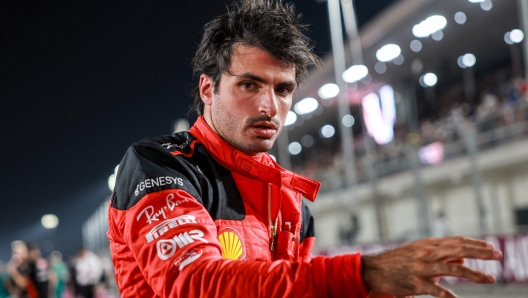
[112,134,201,210]
[300,201,315,243]
[112,132,245,221]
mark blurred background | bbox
[1,0,527,297]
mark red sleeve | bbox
[109,188,368,298]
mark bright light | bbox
[320,125,335,138]
[410,40,422,52]
[454,12,467,24]
[343,65,369,83]
[288,142,302,155]
[421,73,438,87]
[510,29,524,43]
[342,115,355,127]
[379,85,396,127]
[412,15,447,38]
[362,92,394,145]
[481,0,492,11]
[109,164,119,191]
[285,111,297,126]
[42,214,59,229]
[301,135,314,147]
[505,32,514,45]
[318,83,339,99]
[375,62,387,74]
[376,44,401,62]
[294,98,318,115]
[269,154,276,162]
[108,174,116,191]
[462,53,476,67]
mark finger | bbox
[426,283,458,298]
[442,236,491,248]
[435,242,501,261]
[432,263,495,284]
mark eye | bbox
[276,87,293,97]
[241,81,254,89]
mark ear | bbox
[199,74,214,106]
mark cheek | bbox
[278,101,292,121]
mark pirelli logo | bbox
[145,214,197,243]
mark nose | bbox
[259,88,278,118]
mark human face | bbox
[200,45,296,155]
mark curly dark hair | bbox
[189,0,321,115]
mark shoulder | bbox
[111,132,202,210]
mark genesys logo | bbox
[145,214,197,243]
[135,176,183,196]
[137,193,192,225]
[156,230,208,260]
[218,227,246,260]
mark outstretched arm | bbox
[361,236,502,298]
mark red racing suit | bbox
[107,116,368,297]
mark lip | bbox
[250,122,277,138]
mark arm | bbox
[109,188,367,298]
[361,237,502,298]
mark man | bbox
[107,1,502,297]
[74,248,103,298]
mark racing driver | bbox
[107,1,503,297]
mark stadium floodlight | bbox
[318,83,340,99]
[375,62,387,74]
[504,32,514,45]
[454,12,467,24]
[480,0,492,11]
[42,214,59,229]
[410,40,422,52]
[393,55,404,65]
[343,65,369,83]
[431,30,444,41]
[301,135,314,147]
[294,97,318,115]
[461,53,476,68]
[421,73,438,87]
[412,15,447,38]
[108,164,120,191]
[342,114,355,127]
[320,124,336,138]
[285,111,297,126]
[510,29,524,43]
[288,142,302,155]
[376,44,401,62]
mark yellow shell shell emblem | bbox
[218,227,245,260]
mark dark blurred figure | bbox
[6,241,38,298]
[73,248,102,298]
[26,243,50,298]
[49,251,69,298]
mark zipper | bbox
[268,183,278,252]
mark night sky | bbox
[0,0,395,261]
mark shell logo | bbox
[218,227,246,260]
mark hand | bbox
[361,236,502,298]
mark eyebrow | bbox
[234,72,297,89]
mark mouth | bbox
[250,121,278,138]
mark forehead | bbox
[228,45,295,81]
